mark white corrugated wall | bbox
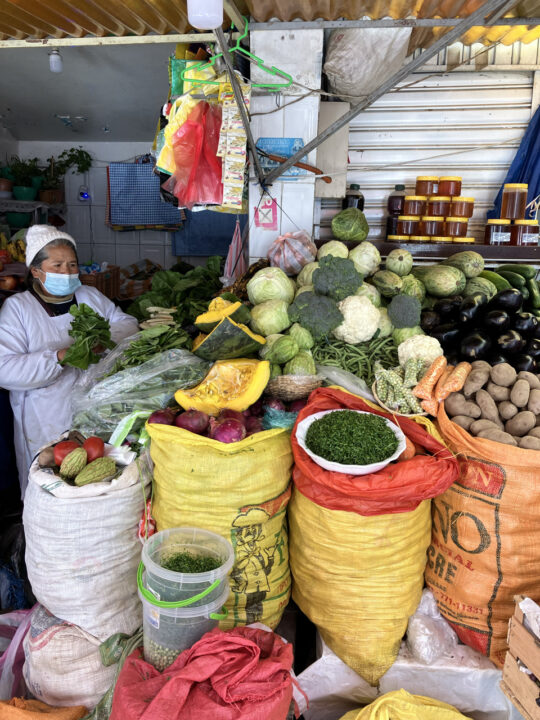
[317,70,536,242]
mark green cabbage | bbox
[392,326,424,346]
[259,333,284,359]
[284,350,316,376]
[355,282,381,307]
[349,241,381,277]
[247,267,295,305]
[288,322,314,350]
[250,300,291,337]
[331,207,369,243]
[297,261,319,286]
[295,284,314,298]
[317,241,349,260]
[377,308,393,338]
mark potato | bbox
[527,388,540,415]
[505,410,536,437]
[517,371,540,389]
[486,382,509,402]
[451,415,474,431]
[527,427,540,439]
[510,379,530,408]
[463,369,490,397]
[471,361,492,373]
[445,393,481,419]
[518,435,540,450]
[476,389,502,426]
[498,401,518,420]
[477,429,517,445]
[490,363,517,387]
[470,419,501,436]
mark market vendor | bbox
[0,225,138,496]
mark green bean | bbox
[312,336,399,387]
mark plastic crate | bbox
[80,265,120,299]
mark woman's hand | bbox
[57,348,68,363]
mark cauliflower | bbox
[397,335,444,368]
[333,295,380,344]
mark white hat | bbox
[25,225,77,267]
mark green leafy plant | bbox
[60,303,115,369]
[41,147,93,190]
[8,156,41,187]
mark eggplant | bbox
[429,323,462,350]
[460,331,492,360]
[445,353,460,367]
[487,288,523,314]
[512,312,539,336]
[483,310,511,334]
[532,323,540,341]
[526,338,540,359]
[490,353,510,366]
[513,354,536,372]
[496,330,526,354]
[433,296,463,320]
[459,293,488,324]
[420,310,441,333]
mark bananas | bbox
[1,233,26,263]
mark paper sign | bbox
[254,197,278,231]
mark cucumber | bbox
[479,270,511,292]
[527,278,540,309]
[495,264,537,280]
[497,270,526,288]
[521,285,530,300]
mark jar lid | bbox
[440,176,462,181]
[514,220,539,226]
[446,217,469,222]
[432,236,453,242]
[487,218,511,225]
[417,176,439,181]
[404,195,427,201]
[349,183,361,190]
[428,195,451,201]
[452,197,475,202]
[395,184,406,191]
[410,236,430,241]
[503,183,528,189]
[388,235,410,240]
[398,215,421,220]
[421,216,444,221]
[453,237,476,243]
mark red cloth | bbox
[110,627,294,720]
[292,387,459,516]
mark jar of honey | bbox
[485,219,511,245]
[415,176,438,196]
[510,220,539,246]
[387,235,410,243]
[501,184,528,220]
[453,237,476,244]
[446,217,468,237]
[421,216,444,236]
[403,195,427,215]
[432,236,453,244]
[410,235,430,243]
[427,196,451,216]
[397,216,420,235]
[451,197,475,218]
[438,176,462,196]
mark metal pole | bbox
[263,0,517,185]
[214,27,266,186]
[249,17,540,30]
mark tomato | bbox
[83,436,105,463]
[53,440,80,467]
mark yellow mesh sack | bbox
[338,689,472,719]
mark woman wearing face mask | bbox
[0,226,139,496]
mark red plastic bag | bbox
[164,101,223,209]
[110,627,295,720]
[292,387,459,516]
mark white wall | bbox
[0,128,18,162]
[17,141,179,268]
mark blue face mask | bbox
[41,272,81,297]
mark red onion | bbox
[289,398,308,413]
[174,410,209,434]
[148,409,176,425]
[209,417,246,443]
[248,399,264,417]
[263,397,286,412]
[245,416,263,435]
[218,409,246,426]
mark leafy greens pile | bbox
[127,257,223,326]
[107,325,191,375]
[61,303,115,370]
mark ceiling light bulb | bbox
[187,0,223,30]
[49,49,63,73]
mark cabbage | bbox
[331,207,369,243]
[259,333,284,359]
[288,323,314,350]
[392,326,424,346]
[317,241,348,260]
[377,308,393,338]
[297,261,319,286]
[247,267,295,305]
[250,300,291,336]
[355,282,381,307]
[295,284,314,298]
[284,350,316,376]
[349,241,381,277]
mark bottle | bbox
[386,184,406,238]
[342,183,364,211]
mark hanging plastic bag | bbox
[267,231,317,276]
[0,608,33,700]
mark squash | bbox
[195,297,251,333]
[192,333,207,351]
[193,317,265,361]
[175,359,270,415]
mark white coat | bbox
[0,286,139,496]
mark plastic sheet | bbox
[267,231,317,276]
[0,608,33,700]
[407,589,459,665]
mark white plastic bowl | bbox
[295,409,407,476]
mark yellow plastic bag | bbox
[338,690,472,719]
[149,423,292,630]
[289,490,431,685]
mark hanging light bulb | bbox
[187,0,223,30]
[49,49,63,73]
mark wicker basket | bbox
[80,265,120,299]
[266,375,322,402]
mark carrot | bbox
[413,356,447,401]
[421,398,439,416]
[398,436,416,461]
[434,365,455,401]
[437,361,472,398]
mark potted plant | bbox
[0,164,12,197]
[40,147,92,204]
[8,157,41,201]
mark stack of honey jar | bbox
[484,183,538,246]
[387,175,476,244]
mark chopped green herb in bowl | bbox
[161,551,221,573]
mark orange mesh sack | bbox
[426,405,540,667]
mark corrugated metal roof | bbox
[0,0,538,47]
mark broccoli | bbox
[287,292,344,341]
[312,255,362,302]
[387,294,422,329]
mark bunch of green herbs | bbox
[107,325,191,375]
[61,303,115,370]
[161,552,221,573]
[312,335,398,386]
[305,410,398,465]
